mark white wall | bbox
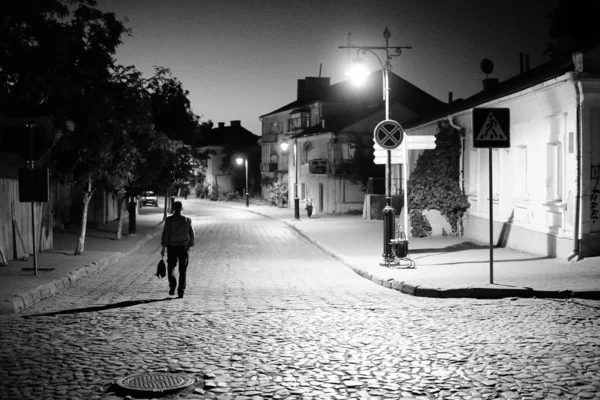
[407,73,596,258]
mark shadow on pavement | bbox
[409,241,489,254]
[22,297,174,318]
[418,256,552,265]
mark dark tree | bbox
[544,0,600,60]
[1,0,131,254]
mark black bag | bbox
[156,258,166,278]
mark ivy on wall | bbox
[408,121,470,236]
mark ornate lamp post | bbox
[280,138,300,220]
[235,156,249,207]
[339,27,411,263]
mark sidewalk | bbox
[1,198,599,314]
[0,206,165,314]
[204,200,600,301]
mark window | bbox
[288,112,310,131]
[262,143,271,163]
[300,182,307,199]
[546,141,562,201]
[513,145,528,200]
[341,143,355,159]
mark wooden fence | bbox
[0,178,53,262]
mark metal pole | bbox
[294,139,300,220]
[403,138,409,236]
[245,159,249,207]
[381,68,395,261]
[27,124,38,275]
[489,148,494,284]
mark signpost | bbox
[472,108,510,283]
[0,116,54,275]
[374,120,406,261]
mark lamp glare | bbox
[345,58,370,87]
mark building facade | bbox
[403,49,600,259]
[259,72,444,216]
[196,120,260,199]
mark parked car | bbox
[140,191,159,207]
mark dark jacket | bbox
[161,213,195,247]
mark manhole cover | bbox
[115,372,194,393]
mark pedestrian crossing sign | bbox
[472,108,510,148]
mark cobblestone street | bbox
[1,204,599,400]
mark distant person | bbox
[160,201,195,298]
[305,197,314,218]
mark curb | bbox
[1,231,161,315]
[236,205,600,301]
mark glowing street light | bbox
[235,156,249,207]
[339,27,411,265]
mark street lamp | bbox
[339,27,411,264]
[235,156,249,207]
[280,138,300,220]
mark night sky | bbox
[99,0,559,135]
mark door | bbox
[319,183,324,212]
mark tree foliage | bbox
[0,0,210,250]
[408,122,469,236]
[544,0,600,60]
[345,133,382,191]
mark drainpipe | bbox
[567,79,583,261]
[446,116,466,192]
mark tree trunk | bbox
[74,178,94,255]
[116,196,124,240]
[163,188,169,221]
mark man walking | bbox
[161,201,195,298]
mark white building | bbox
[402,49,600,259]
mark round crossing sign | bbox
[374,119,404,150]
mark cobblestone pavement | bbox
[1,204,599,400]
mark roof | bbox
[403,54,578,129]
[259,70,445,120]
[199,122,260,147]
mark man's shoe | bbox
[169,288,175,296]
[178,293,184,298]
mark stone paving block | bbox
[399,283,418,295]
[60,276,71,289]
[45,282,58,296]
[51,278,65,290]
[29,287,43,304]
[413,286,440,298]
[8,296,24,312]
[18,291,35,307]
[0,300,16,314]
[38,284,51,299]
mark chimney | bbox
[448,92,453,104]
[230,120,241,127]
[297,79,306,102]
[482,78,499,91]
[218,122,225,128]
[304,77,330,101]
[519,52,524,73]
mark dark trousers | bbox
[167,246,189,295]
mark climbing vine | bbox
[408,121,470,236]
